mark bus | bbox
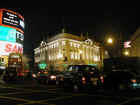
[4,53,23,81]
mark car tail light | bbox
[131,79,137,83]
[82,77,86,84]
[100,76,104,83]
[90,72,94,75]
[60,77,64,81]
[82,77,86,81]
[90,78,94,81]
[50,75,56,80]
[32,74,37,78]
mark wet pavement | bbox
[0,79,139,105]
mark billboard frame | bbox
[0,8,24,33]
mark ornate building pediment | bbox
[84,39,93,46]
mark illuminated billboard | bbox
[0,9,24,32]
[0,26,24,44]
[16,31,24,44]
[0,26,16,43]
[0,41,23,56]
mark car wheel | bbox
[73,84,79,92]
[56,80,59,85]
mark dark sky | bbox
[1,1,140,60]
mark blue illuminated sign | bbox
[0,26,16,43]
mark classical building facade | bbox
[130,27,140,57]
[34,32,108,71]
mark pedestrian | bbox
[0,70,5,84]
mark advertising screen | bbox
[0,26,16,43]
[16,31,24,44]
[0,41,23,56]
[1,9,24,32]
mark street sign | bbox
[124,41,131,48]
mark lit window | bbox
[62,41,66,46]
[75,53,77,59]
[77,54,80,60]
[51,56,53,60]
[51,45,54,48]
[86,55,89,59]
[71,52,74,59]
[57,53,63,59]
[49,45,51,49]
[93,56,100,62]
[56,42,59,47]
[70,42,73,47]
[74,43,77,48]
[49,56,51,60]
[77,44,80,48]
[54,54,56,60]
[54,43,56,48]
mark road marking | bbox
[0,92,25,96]
[36,93,88,104]
[0,96,30,102]
[1,84,135,105]
[16,93,88,105]
[0,95,49,105]
[0,85,49,92]
[116,97,140,105]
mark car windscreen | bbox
[67,65,97,72]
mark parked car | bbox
[37,70,61,85]
[46,70,60,85]
[56,71,65,87]
[103,70,140,91]
[59,65,103,92]
[37,71,48,84]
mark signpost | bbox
[38,62,47,70]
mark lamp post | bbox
[101,37,114,57]
[100,37,114,70]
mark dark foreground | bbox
[0,79,140,105]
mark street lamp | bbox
[107,37,113,44]
[100,37,114,63]
[123,50,130,56]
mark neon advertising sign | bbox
[0,9,24,33]
[0,41,23,56]
[0,26,24,44]
[0,26,16,43]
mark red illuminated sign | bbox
[0,41,23,55]
[5,43,23,53]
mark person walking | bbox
[0,69,5,84]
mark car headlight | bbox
[32,74,37,78]
[50,75,56,80]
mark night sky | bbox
[1,1,140,61]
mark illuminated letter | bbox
[12,45,18,53]
[5,44,12,52]
[18,46,23,54]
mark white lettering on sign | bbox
[2,10,24,31]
